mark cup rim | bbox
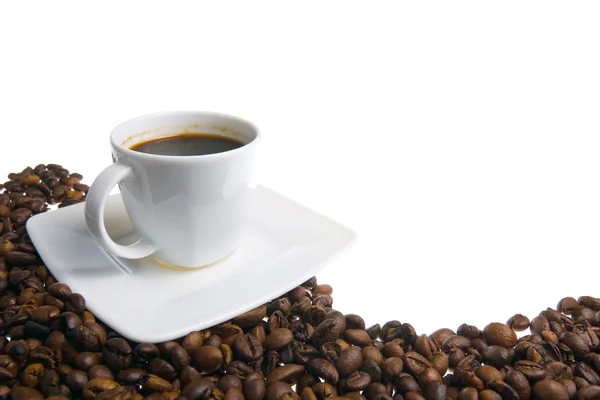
[110,110,260,162]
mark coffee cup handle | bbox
[84,161,156,259]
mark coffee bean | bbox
[403,351,431,376]
[513,360,546,383]
[475,365,503,384]
[88,365,114,381]
[66,368,89,392]
[147,358,177,381]
[188,345,223,374]
[266,363,305,386]
[5,251,36,266]
[344,370,371,392]
[557,297,579,314]
[532,379,569,400]
[232,304,267,328]
[47,283,72,299]
[22,363,45,387]
[233,333,263,362]
[265,328,294,351]
[218,374,243,394]
[266,381,294,400]
[82,378,119,399]
[64,293,85,314]
[344,329,372,347]
[169,344,189,371]
[221,324,243,347]
[336,346,363,377]
[139,373,173,393]
[102,337,132,370]
[250,323,268,345]
[268,310,289,333]
[74,352,102,371]
[10,386,44,400]
[482,322,517,348]
[382,356,404,382]
[244,372,267,400]
[306,358,339,384]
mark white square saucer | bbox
[27,185,357,343]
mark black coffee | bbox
[130,133,245,156]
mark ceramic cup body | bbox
[85,111,259,268]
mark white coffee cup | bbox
[85,111,259,268]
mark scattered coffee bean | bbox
[3,164,600,399]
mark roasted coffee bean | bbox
[337,346,363,378]
[382,356,404,382]
[266,363,305,386]
[227,360,254,378]
[366,324,381,341]
[10,386,45,400]
[5,251,36,266]
[578,296,600,311]
[217,374,243,394]
[117,368,146,384]
[474,365,503,384]
[360,357,383,383]
[102,337,132,370]
[557,297,580,314]
[180,331,204,353]
[560,331,590,360]
[544,361,572,380]
[244,372,266,400]
[506,314,530,331]
[403,351,431,376]
[232,305,267,328]
[482,345,511,368]
[382,341,404,359]
[191,345,224,373]
[532,379,569,400]
[265,328,294,351]
[233,333,263,362]
[66,368,89,392]
[139,373,173,393]
[147,358,177,381]
[22,363,45,387]
[168,344,189,371]
[268,310,289,333]
[133,342,160,362]
[64,293,86,314]
[268,297,292,317]
[514,360,546,383]
[307,358,339,384]
[265,381,294,400]
[394,374,419,395]
[530,315,550,334]
[82,378,119,399]
[29,346,58,369]
[38,369,60,397]
[483,322,517,348]
[74,352,102,371]
[88,365,114,380]
[291,296,312,316]
[48,283,72,299]
[312,314,345,346]
[344,370,371,392]
[344,329,372,347]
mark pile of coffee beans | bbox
[1,165,600,400]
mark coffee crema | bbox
[130,133,245,156]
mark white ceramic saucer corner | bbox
[27,185,357,343]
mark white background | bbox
[1,2,600,337]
